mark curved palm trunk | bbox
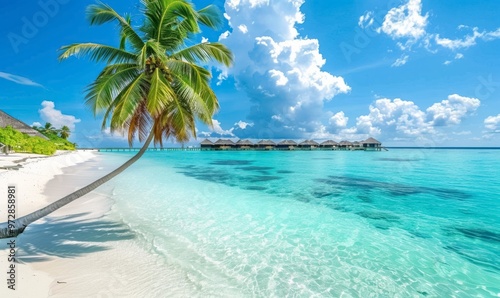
[0,131,155,239]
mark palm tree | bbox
[60,125,71,139]
[39,122,57,136]
[0,0,232,238]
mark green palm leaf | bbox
[59,43,136,64]
[197,5,223,29]
[87,2,144,50]
[172,42,233,66]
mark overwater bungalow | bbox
[320,140,338,149]
[338,140,353,150]
[213,139,235,150]
[198,137,383,151]
[362,137,382,151]
[235,139,254,150]
[200,139,214,149]
[276,140,297,150]
[352,141,363,150]
[298,140,319,149]
[257,140,276,150]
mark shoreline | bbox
[0,150,187,297]
[0,150,117,297]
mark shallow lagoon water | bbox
[103,149,500,296]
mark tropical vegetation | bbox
[0,0,232,238]
[33,123,76,150]
[0,126,76,155]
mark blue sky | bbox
[1,0,499,147]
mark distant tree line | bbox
[33,122,71,140]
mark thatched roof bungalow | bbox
[235,139,254,149]
[200,139,214,149]
[298,140,319,149]
[362,137,382,150]
[338,140,353,150]
[213,139,235,150]
[320,140,338,149]
[276,140,297,150]
[257,140,276,150]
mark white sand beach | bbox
[0,150,195,297]
[0,150,101,297]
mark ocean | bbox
[101,148,500,297]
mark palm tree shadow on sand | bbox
[11,212,135,263]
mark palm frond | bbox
[158,1,198,41]
[197,5,223,29]
[125,101,151,145]
[85,64,140,115]
[172,42,233,66]
[58,43,136,64]
[87,2,144,50]
[142,0,198,51]
[147,68,177,116]
[109,73,147,131]
[119,14,132,50]
[168,60,219,119]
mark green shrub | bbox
[0,126,59,155]
[41,131,77,150]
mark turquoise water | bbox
[103,149,500,296]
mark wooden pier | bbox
[95,147,201,152]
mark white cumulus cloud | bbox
[345,94,480,140]
[378,0,428,41]
[329,111,349,128]
[484,114,500,131]
[38,101,81,130]
[208,119,235,136]
[235,120,253,129]
[426,94,480,126]
[220,0,350,139]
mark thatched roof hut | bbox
[214,139,235,145]
[277,140,297,146]
[0,110,48,140]
[276,140,297,149]
[213,139,235,149]
[320,140,338,147]
[235,139,254,148]
[362,137,382,150]
[338,140,353,149]
[257,140,276,149]
[362,137,381,145]
[200,139,214,148]
[298,140,319,148]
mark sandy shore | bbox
[0,150,115,297]
[0,150,192,297]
